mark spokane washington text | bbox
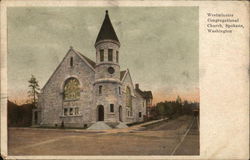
[207,13,244,33]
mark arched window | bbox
[63,78,80,100]
[126,86,132,108]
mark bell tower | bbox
[94,10,122,123]
[95,10,120,82]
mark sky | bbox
[7,7,199,104]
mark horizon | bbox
[7,7,199,105]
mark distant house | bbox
[34,11,153,128]
[134,84,153,119]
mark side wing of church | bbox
[33,10,153,128]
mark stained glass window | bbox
[64,78,80,100]
[126,87,132,108]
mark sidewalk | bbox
[10,118,167,134]
[103,118,168,133]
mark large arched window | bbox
[126,86,132,108]
[63,78,80,100]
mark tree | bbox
[175,95,183,115]
[176,95,182,104]
[28,75,40,107]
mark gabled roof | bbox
[144,91,153,99]
[120,70,126,80]
[135,88,153,99]
[41,47,96,91]
[95,10,119,45]
[74,50,96,68]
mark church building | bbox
[33,10,153,128]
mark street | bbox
[8,115,199,155]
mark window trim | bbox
[63,107,81,117]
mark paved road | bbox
[8,115,199,155]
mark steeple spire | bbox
[95,10,119,45]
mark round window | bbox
[108,67,115,74]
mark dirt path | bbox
[8,115,199,155]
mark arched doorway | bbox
[97,105,104,121]
[119,106,123,122]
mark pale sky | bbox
[7,7,199,104]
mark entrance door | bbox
[98,105,104,121]
[119,106,122,122]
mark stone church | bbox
[33,10,153,128]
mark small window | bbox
[64,108,68,116]
[108,67,115,74]
[75,107,79,115]
[99,85,102,95]
[110,104,114,112]
[70,57,73,67]
[139,112,142,117]
[108,49,113,61]
[116,51,119,63]
[70,108,73,115]
[118,87,121,95]
[100,50,104,62]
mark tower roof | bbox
[95,10,119,45]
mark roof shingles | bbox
[135,88,153,99]
[95,10,119,45]
[120,70,126,80]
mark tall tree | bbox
[28,75,40,107]
[176,95,182,104]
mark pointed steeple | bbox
[95,10,119,45]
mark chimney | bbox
[135,83,139,89]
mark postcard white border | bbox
[1,0,249,160]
